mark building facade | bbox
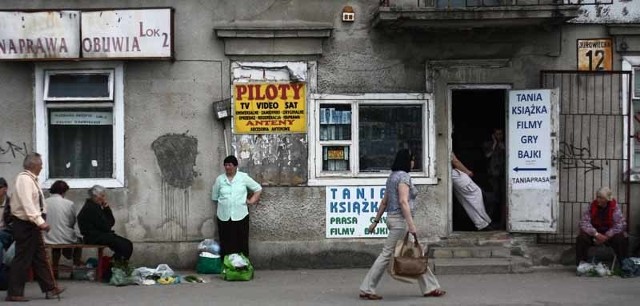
[0,0,638,268]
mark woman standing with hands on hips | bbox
[212,155,262,258]
[359,149,446,300]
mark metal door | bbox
[538,71,632,244]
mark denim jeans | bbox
[359,214,440,295]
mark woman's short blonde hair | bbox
[596,187,613,201]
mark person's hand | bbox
[408,224,417,234]
[466,170,474,177]
[368,222,378,234]
[39,222,50,232]
[594,233,608,245]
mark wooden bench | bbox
[45,244,108,282]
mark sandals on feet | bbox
[359,292,383,300]
[424,289,446,297]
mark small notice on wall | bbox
[233,83,306,134]
[577,38,612,71]
[51,112,112,125]
[326,186,387,238]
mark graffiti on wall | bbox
[558,140,602,173]
[0,141,29,164]
[151,133,199,241]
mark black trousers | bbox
[575,232,628,265]
[217,215,249,258]
[86,233,133,261]
[8,219,55,296]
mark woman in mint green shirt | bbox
[211,155,262,258]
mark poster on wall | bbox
[233,83,307,134]
[0,11,80,60]
[577,38,612,71]
[325,186,387,238]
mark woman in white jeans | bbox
[359,149,446,300]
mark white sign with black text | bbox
[81,8,172,58]
[508,89,552,190]
[50,111,113,125]
[0,11,80,60]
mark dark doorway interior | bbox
[451,89,506,231]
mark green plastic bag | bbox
[221,253,254,281]
[109,267,132,286]
[196,255,222,274]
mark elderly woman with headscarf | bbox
[77,185,132,262]
[576,187,628,266]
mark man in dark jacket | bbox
[77,185,132,261]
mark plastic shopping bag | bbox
[221,253,253,281]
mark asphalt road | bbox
[6,267,640,305]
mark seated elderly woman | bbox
[44,180,83,277]
[77,185,132,261]
[576,186,628,266]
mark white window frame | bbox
[308,93,436,186]
[44,69,115,101]
[623,56,640,182]
[35,62,125,188]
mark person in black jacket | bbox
[77,185,132,261]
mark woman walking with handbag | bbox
[359,149,446,300]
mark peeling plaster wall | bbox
[574,1,640,23]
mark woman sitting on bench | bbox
[78,185,133,262]
[44,180,83,277]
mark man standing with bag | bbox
[6,153,64,302]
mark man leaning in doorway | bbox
[6,153,64,302]
[451,153,493,231]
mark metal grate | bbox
[539,71,632,244]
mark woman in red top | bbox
[575,187,628,265]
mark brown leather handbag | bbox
[393,232,428,277]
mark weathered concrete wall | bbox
[0,0,637,269]
[0,62,33,177]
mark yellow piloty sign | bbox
[233,83,306,134]
[577,38,612,71]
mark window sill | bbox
[307,176,438,186]
[42,178,124,189]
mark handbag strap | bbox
[401,232,424,255]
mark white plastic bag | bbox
[594,262,611,277]
[576,261,594,276]
[131,267,156,285]
[228,253,248,268]
[155,264,174,278]
[198,239,220,254]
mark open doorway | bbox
[451,88,506,231]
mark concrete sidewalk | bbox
[7,268,640,306]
